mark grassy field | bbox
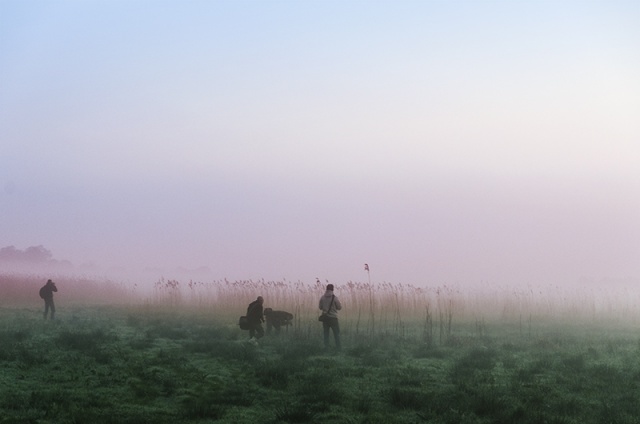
[2,274,640,423]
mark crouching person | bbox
[264,308,293,335]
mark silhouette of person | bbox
[40,279,57,320]
[264,308,293,335]
[246,296,265,340]
[319,284,342,349]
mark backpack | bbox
[39,286,46,299]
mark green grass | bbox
[2,305,640,424]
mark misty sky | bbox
[1,0,639,286]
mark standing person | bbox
[319,284,342,349]
[246,296,265,341]
[39,279,57,320]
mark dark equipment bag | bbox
[238,316,250,330]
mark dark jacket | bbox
[40,282,57,301]
[264,309,293,325]
[247,300,264,324]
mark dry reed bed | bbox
[4,273,639,335]
[151,278,640,339]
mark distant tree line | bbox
[0,245,72,269]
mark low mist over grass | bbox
[2,272,640,423]
[6,272,640,328]
[0,273,136,306]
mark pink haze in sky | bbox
[1,1,639,287]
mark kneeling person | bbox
[264,308,293,335]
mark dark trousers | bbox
[322,317,340,349]
[44,299,55,320]
[249,323,264,339]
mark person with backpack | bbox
[319,284,342,349]
[246,296,265,341]
[39,279,57,320]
